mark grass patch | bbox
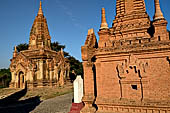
[44,88,73,100]
[21,82,73,100]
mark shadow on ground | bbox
[0,84,41,113]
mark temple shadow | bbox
[0,84,41,113]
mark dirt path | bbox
[30,93,73,113]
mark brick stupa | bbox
[10,1,70,88]
[81,0,170,113]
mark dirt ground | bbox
[0,82,74,113]
[0,82,73,100]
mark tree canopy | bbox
[51,41,65,52]
[68,56,83,75]
[0,68,11,88]
[0,68,11,78]
[16,43,29,52]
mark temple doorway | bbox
[18,71,25,88]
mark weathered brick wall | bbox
[95,51,170,101]
[94,50,170,112]
[95,61,121,98]
[81,0,170,112]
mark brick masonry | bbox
[81,0,170,113]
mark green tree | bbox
[50,42,70,57]
[68,56,83,75]
[51,41,65,52]
[0,68,11,88]
[16,43,29,52]
[0,68,11,78]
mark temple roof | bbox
[38,1,43,15]
[28,1,51,50]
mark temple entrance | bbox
[18,71,25,88]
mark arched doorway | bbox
[18,71,25,88]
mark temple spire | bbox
[154,0,164,20]
[13,46,18,58]
[38,1,43,15]
[29,0,51,50]
[100,8,108,30]
[14,46,17,52]
[88,29,94,35]
[61,48,63,54]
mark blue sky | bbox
[0,0,170,68]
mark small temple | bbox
[81,0,170,112]
[9,1,70,88]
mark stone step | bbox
[69,102,84,113]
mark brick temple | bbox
[81,0,170,112]
[10,1,70,88]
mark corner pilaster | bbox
[80,61,97,113]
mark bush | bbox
[0,68,11,88]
